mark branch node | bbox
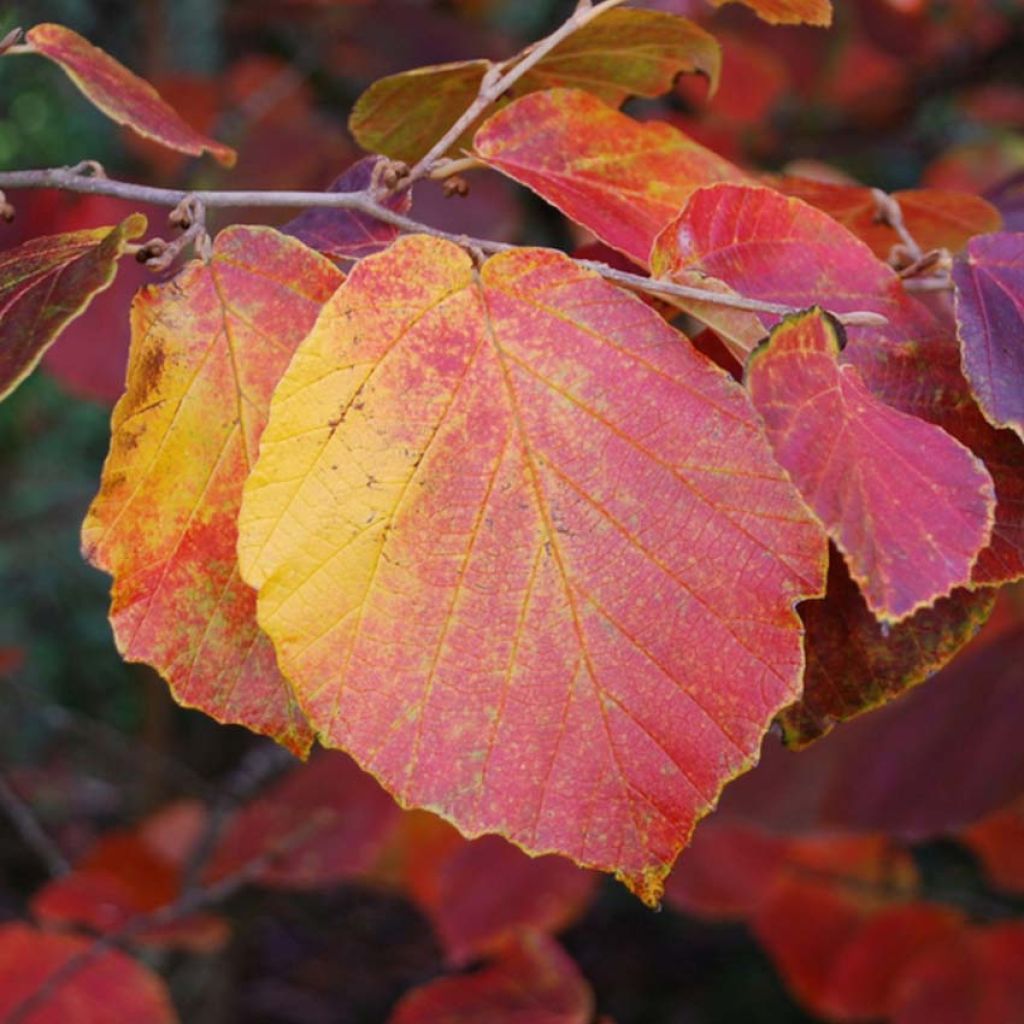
[371,158,410,197]
[67,160,107,180]
[443,175,470,198]
[0,191,14,223]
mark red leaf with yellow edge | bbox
[708,0,832,26]
[207,751,401,888]
[237,234,826,903]
[24,24,235,166]
[0,921,178,1023]
[401,824,598,966]
[82,227,343,755]
[0,215,146,402]
[350,9,720,164]
[746,309,994,623]
[32,801,229,953]
[783,547,995,745]
[474,89,746,266]
[651,183,1024,590]
[953,232,1024,443]
[388,932,593,1024]
[774,178,1002,260]
[891,923,1024,1024]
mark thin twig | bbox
[179,742,296,896]
[6,814,326,1024]
[0,773,70,877]
[402,0,630,187]
[0,166,888,326]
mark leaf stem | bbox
[0,165,888,325]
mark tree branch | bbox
[0,166,889,327]
[402,0,631,187]
[0,772,70,877]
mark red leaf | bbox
[0,215,146,402]
[953,232,1024,442]
[388,932,594,1024]
[236,236,827,902]
[892,923,1024,1024]
[963,798,1024,895]
[747,309,994,622]
[783,548,995,745]
[474,89,746,265]
[82,227,343,754]
[0,921,178,1023]
[32,802,228,953]
[25,24,235,166]
[283,157,412,260]
[403,827,598,966]
[207,751,401,888]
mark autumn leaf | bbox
[774,178,1002,260]
[32,801,228,953]
[963,798,1024,896]
[474,88,746,265]
[0,215,146,403]
[237,234,825,903]
[0,922,178,1023]
[207,751,401,888]
[23,24,236,166]
[783,549,995,746]
[82,227,343,755]
[708,0,832,27]
[388,932,594,1024]
[350,9,721,164]
[650,182,1024,590]
[283,156,412,261]
[746,309,995,622]
[953,231,1024,442]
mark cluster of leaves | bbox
[1,0,1024,1019]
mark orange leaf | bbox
[784,548,995,745]
[0,922,178,1023]
[0,215,146,403]
[474,89,746,266]
[775,178,1003,259]
[746,309,995,622]
[708,0,832,26]
[25,24,236,166]
[388,932,593,1024]
[237,235,826,903]
[82,227,343,754]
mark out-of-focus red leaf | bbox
[24,24,235,167]
[0,921,178,1022]
[783,549,994,745]
[722,617,1024,838]
[924,139,1024,196]
[0,646,24,674]
[985,172,1024,233]
[406,829,598,966]
[208,751,401,888]
[891,923,1024,1024]
[953,232,1024,442]
[283,156,411,260]
[0,214,145,403]
[388,932,594,1024]
[746,309,994,622]
[708,0,832,25]
[962,799,1024,895]
[350,8,720,164]
[32,801,228,953]
[774,178,1003,259]
[474,89,746,265]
